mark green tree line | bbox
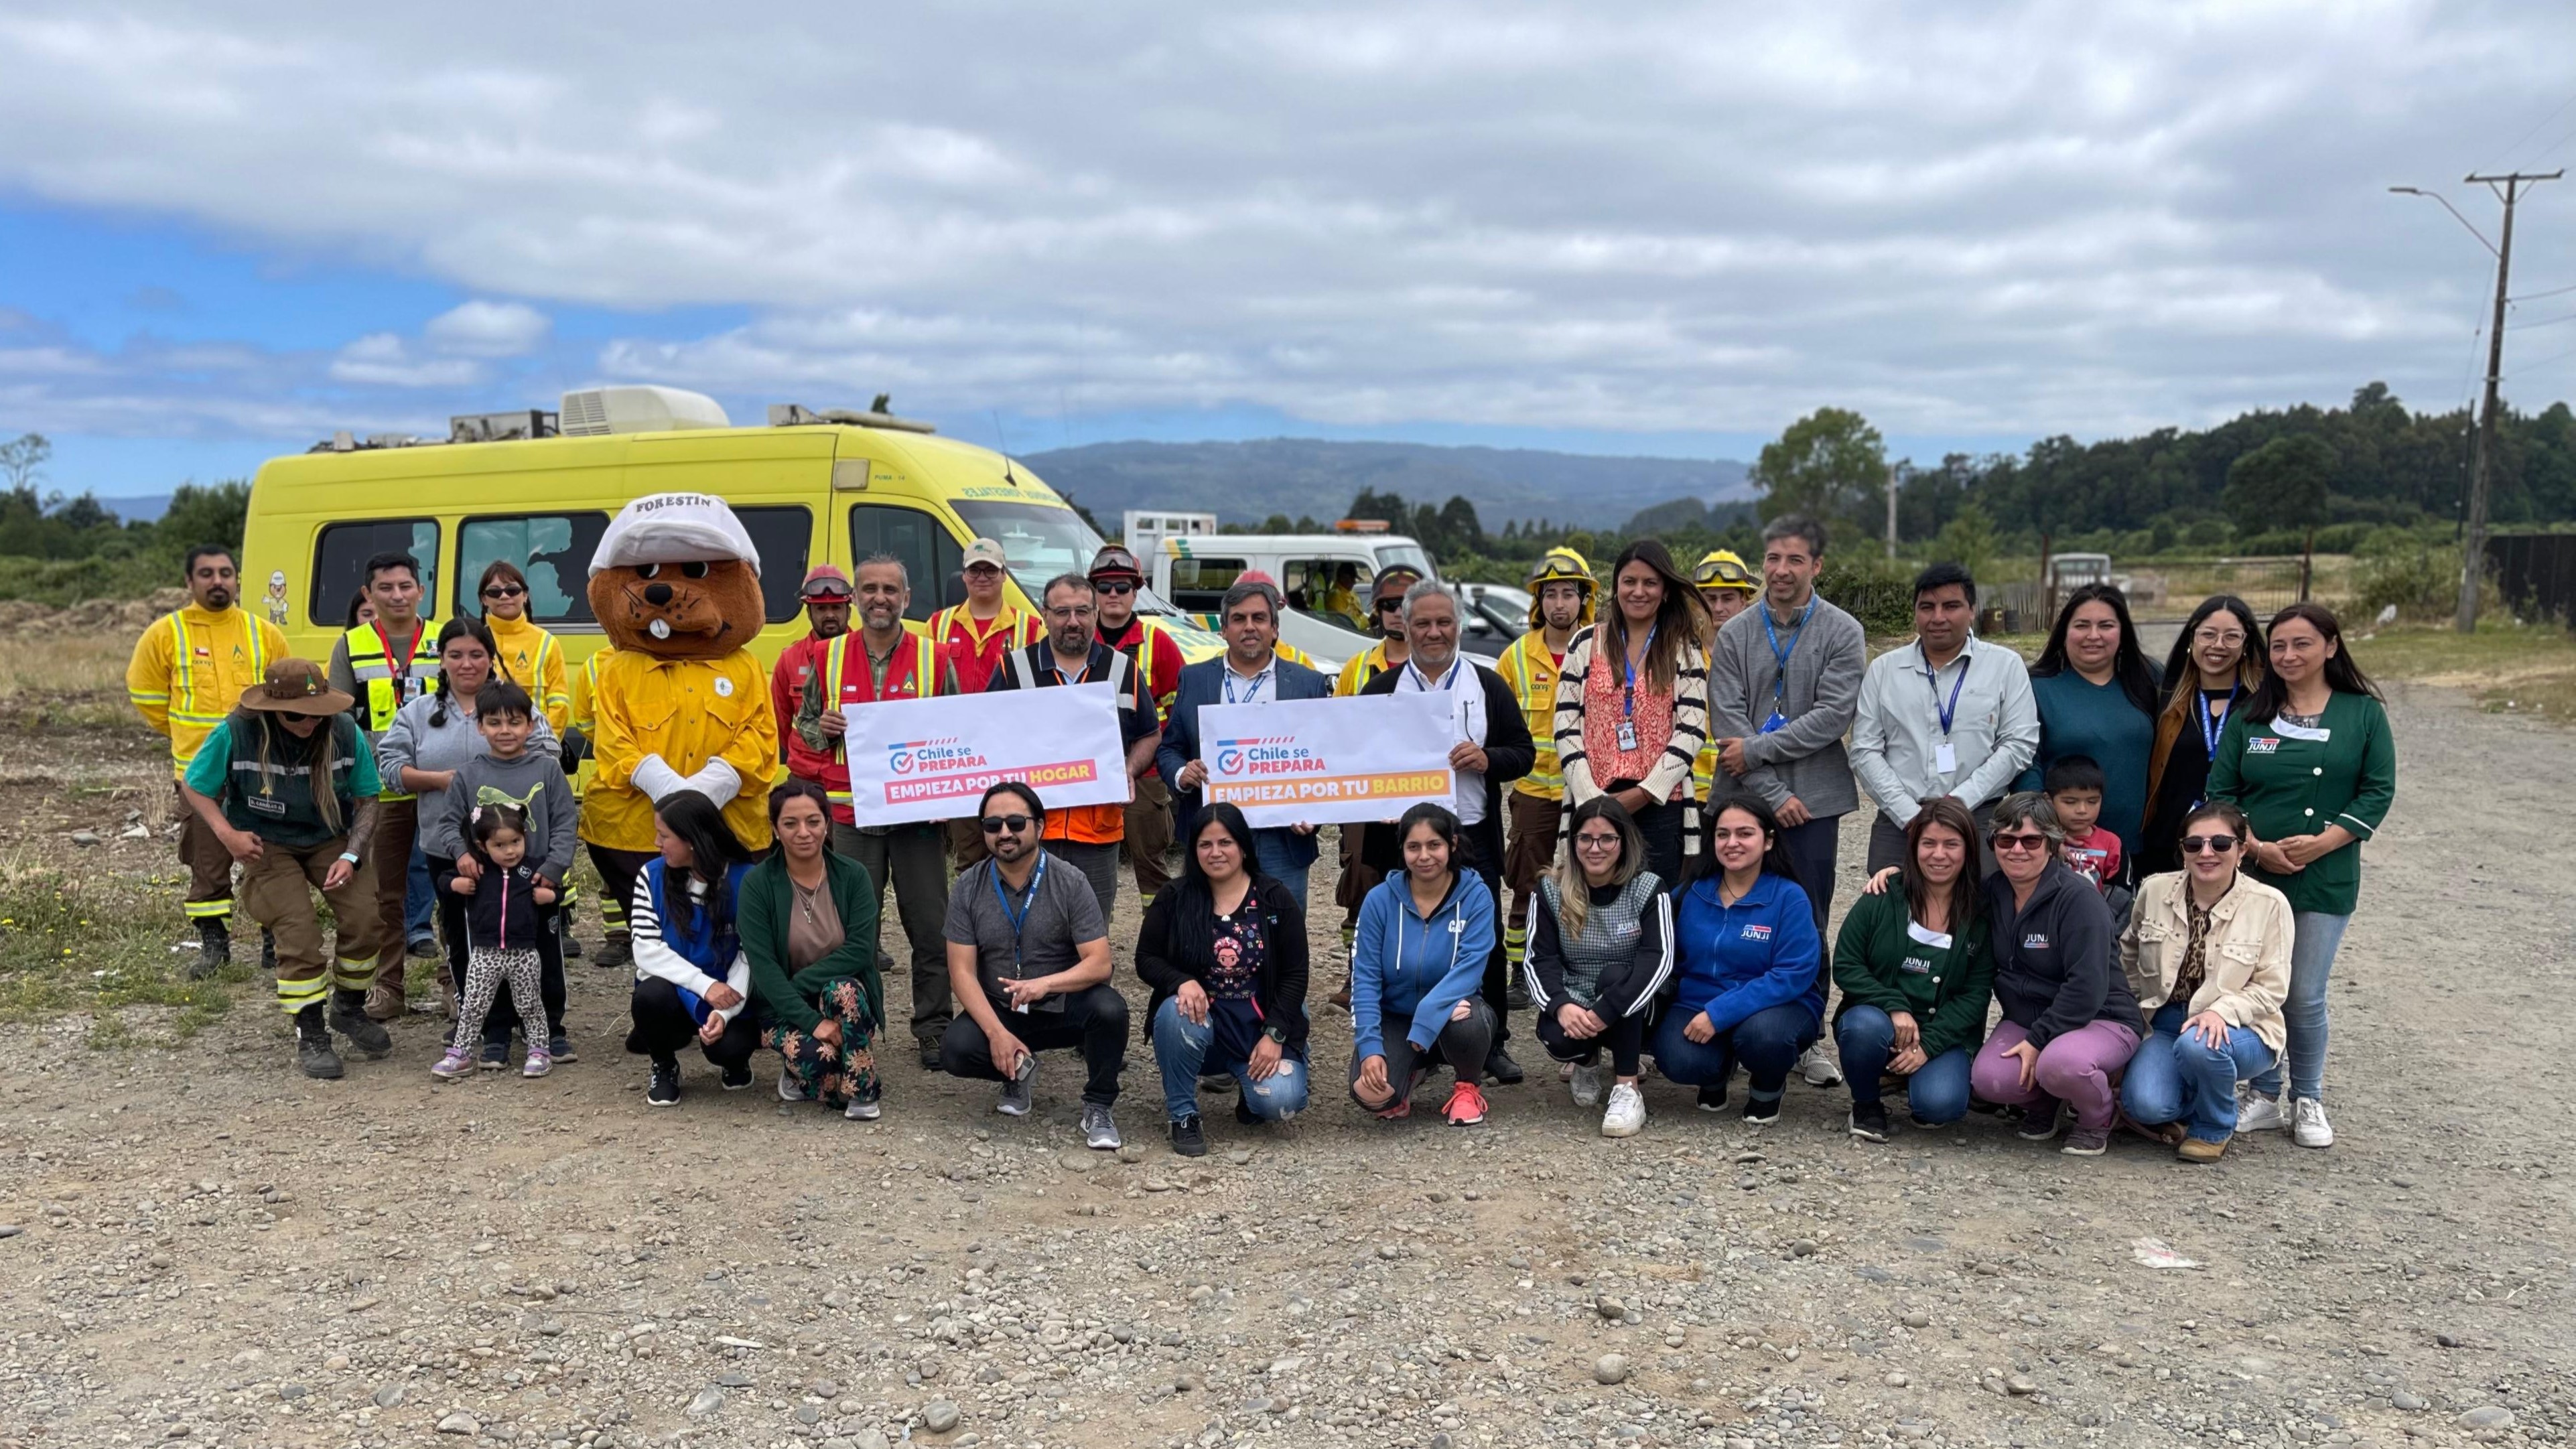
[0,433,251,605]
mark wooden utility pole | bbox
[1885,464,1899,561]
[2399,171,2562,632]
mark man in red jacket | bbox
[1088,545,1186,896]
[770,564,854,786]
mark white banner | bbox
[1199,693,1456,828]
[838,682,1130,825]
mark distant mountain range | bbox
[1024,439,1754,531]
[76,439,1758,535]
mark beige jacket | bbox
[2118,870,2293,1054]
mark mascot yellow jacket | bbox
[582,492,780,853]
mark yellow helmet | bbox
[1692,549,1757,594]
[1525,547,1598,627]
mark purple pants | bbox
[1971,1019,2141,1133]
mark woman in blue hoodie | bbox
[1349,803,1501,1126]
[1655,792,1825,1125]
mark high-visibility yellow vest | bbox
[343,622,442,801]
[818,630,940,809]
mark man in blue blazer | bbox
[1158,575,1334,904]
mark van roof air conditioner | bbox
[559,385,732,436]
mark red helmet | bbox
[1087,545,1144,582]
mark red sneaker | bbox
[1443,1081,1489,1127]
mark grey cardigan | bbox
[1704,595,1867,817]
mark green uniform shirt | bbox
[187,717,383,850]
[2206,691,2395,917]
[1829,888,1996,1060]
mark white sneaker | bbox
[1601,1082,1647,1138]
[998,1058,1035,1117]
[1797,1041,1844,1087]
[1081,1103,1122,1150]
[1568,1060,1605,1109]
[778,1070,810,1103]
[845,1097,882,1121]
[2236,1089,2287,1133]
[2291,1097,2334,1149]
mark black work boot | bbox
[261,929,278,974]
[295,1006,345,1079]
[190,920,231,980]
[329,988,393,1059]
[594,932,632,970]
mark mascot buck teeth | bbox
[581,494,780,872]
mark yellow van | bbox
[240,387,1223,673]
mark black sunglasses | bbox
[2181,834,2239,855]
[1094,579,1136,595]
[980,815,1034,835]
[1374,598,1404,612]
[481,584,525,599]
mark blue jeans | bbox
[1651,1001,1818,1099]
[1150,997,1310,1125]
[1251,831,1311,908]
[2248,910,2350,1102]
[2124,1002,2275,1142]
[1833,1005,1973,1124]
[404,844,435,943]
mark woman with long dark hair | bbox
[1552,539,1712,883]
[474,559,571,732]
[2016,584,2160,872]
[1654,793,1823,1125]
[2139,595,2265,876]
[1524,795,1673,1138]
[1137,803,1312,1156]
[1349,803,1500,1127]
[2207,602,2394,1150]
[739,778,884,1120]
[626,790,760,1107]
[1830,795,1994,1141]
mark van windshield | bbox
[952,500,1106,600]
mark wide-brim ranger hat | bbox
[1692,549,1757,593]
[240,658,355,716]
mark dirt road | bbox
[1,680,2569,1449]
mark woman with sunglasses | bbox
[1655,794,1823,1125]
[1137,803,1312,1156]
[1830,796,1993,1142]
[2206,602,2395,1150]
[476,561,571,733]
[2116,802,2290,1162]
[1968,790,2144,1157]
[1524,796,1672,1137]
[2139,596,2264,878]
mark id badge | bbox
[1615,719,1639,752]
[247,794,288,817]
[1759,711,1789,734]
[1934,740,1958,774]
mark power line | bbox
[2510,280,2576,303]
[2491,90,2576,171]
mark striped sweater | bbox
[1550,624,1712,855]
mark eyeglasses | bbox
[2181,834,2239,855]
[1094,580,1135,596]
[1375,598,1404,612]
[481,585,525,599]
[1574,833,1622,850]
[979,815,1034,835]
[2193,629,2247,646]
[1992,832,2051,853]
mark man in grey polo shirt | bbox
[937,781,1130,1149]
[1705,513,1867,931]
[1850,561,2040,877]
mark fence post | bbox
[2037,533,2053,628]
[2299,528,2313,604]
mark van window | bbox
[312,519,439,627]
[1166,556,1247,613]
[1373,543,1434,580]
[1280,557,1374,630]
[737,506,813,624]
[848,504,963,623]
[457,513,611,626]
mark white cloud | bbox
[0,0,2571,447]
[423,299,551,358]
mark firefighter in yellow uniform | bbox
[1327,564,1424,1003]
[1689,549,1760,807]
[476,560,573,732]
[127,545,289,977]
[1494,547,1595,995]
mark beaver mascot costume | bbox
[579,492,778,961]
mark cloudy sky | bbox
[3,0,2573,496]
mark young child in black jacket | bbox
[431,805,560,1081]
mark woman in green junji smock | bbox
[2206,603,2395,1152]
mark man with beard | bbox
[129,544,290,977]
[1087,546,1187,898]
[770,564,854,778]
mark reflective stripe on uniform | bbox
[275,973,330,1014]
[184,898,234,921]
[332,957,375,991]
[820,632,936,806]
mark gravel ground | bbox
[1,680,2569,1449]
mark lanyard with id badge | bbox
[1759,599,1816,734]
[990,852,1057,1014]
[1922,646,1970,776]
[1617,624,1658,753]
